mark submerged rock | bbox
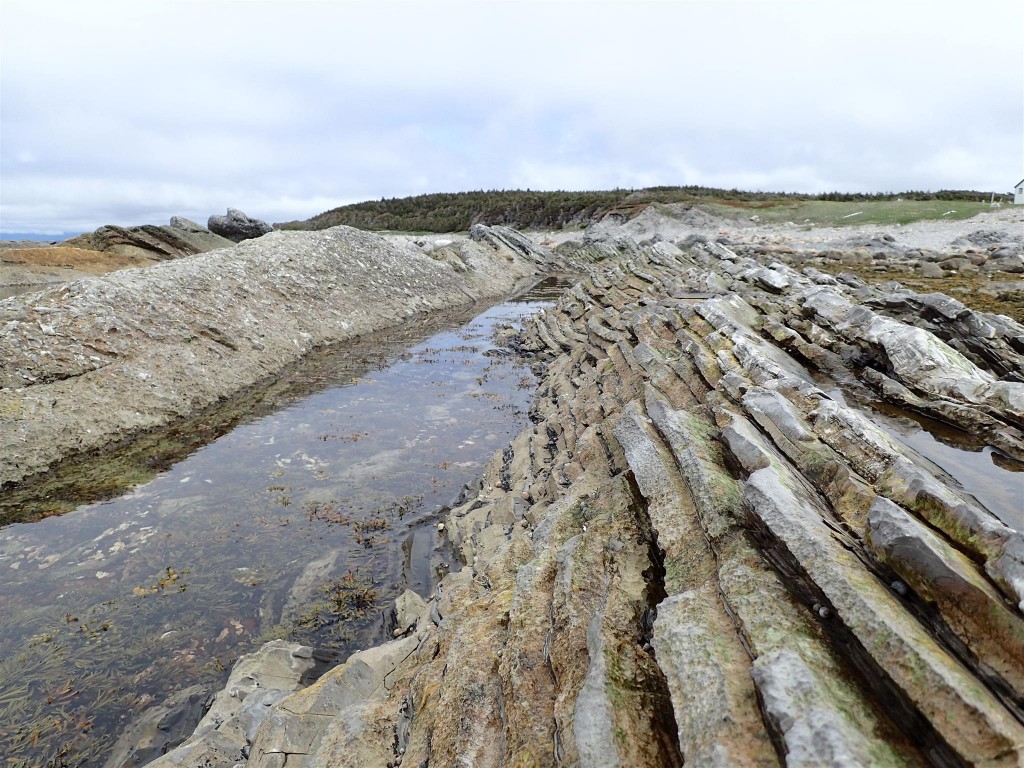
[140,641,324,768]
[103,685,210,768]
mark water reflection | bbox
[1,300,498,526]
[0,279,569,767]
[865,401,1023,530]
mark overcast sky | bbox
[1,0,1021,236]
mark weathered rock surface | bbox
[0,224,577,488]
[133,641,324,768]
[207,208,274,242]
[150,231,1023,767]
[102,685,210,768]
[63,220,234,260]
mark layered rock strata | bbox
[0,225,569,488]
[157,236,1024,766]
[106,641,325,768]
[63,218,235,260]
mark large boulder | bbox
[207,208,273,242]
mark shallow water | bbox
[816,381,1023,531]
[0,278,570,767]
[862,399,1023,530]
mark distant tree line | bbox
[815,189,1000,202]
[276,186,1009,233]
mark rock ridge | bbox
[0,225,575,488]
[146,233,1023,766]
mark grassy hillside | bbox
[705,199,992,226]
[277,187,1008,233]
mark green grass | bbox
[704,199,992,227]
[278,187,1007,233]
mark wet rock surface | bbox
[150,231,1023,766]
[126,641,326,768]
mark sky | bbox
[1,0,1022,237]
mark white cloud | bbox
[1,0,1021,234]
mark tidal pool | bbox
[812,377,1023,530]
[0,278,570,767]
[861,399,1023,529]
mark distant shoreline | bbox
[0,232,83,243]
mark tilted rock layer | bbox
[154,235,1024,767]
[62,219,235,260]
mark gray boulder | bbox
[208,208,273,243]
[103,685,210,768]
[955,229,1018,247]
[142,640,322,768]
[984,252,1024,273]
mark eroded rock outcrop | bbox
[63,220,234,260]
[106,641,324,768]
[156,234,1023,767]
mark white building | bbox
[1015,178,1024,204]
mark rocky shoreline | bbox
[0,224,577,489]
[2,211,1022,767]
[136,227,1023,767]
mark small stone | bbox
[811,602,832,619]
